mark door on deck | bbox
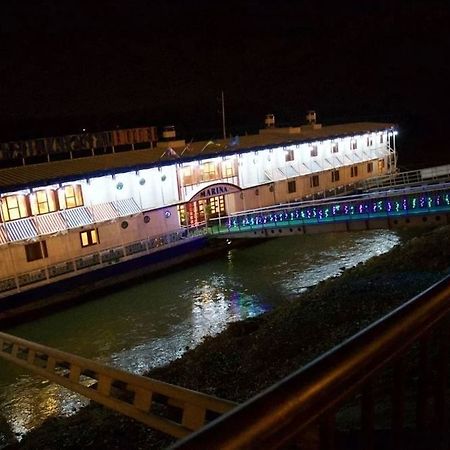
[178,195,226,226]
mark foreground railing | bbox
[173,274,450,449]
[0,332,236,438]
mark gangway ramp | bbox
[0,331,236,438]
[208,183,450,239]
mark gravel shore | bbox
[4,224,450,450]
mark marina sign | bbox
[190,183,241,201]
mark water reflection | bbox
[190,275,267,344]
[1,376,88,436]
[0,230,401,437]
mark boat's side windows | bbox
[80,229,99,248]
[25,241,48,262]
[287,180,297,193]
[59,184,84,209]
[1,194,30,221]
[285,149,294,162]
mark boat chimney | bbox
[306,110,317,125]
[264,113,275,128]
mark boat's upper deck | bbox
[0,122,395,193]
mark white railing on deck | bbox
[0,226,207,298]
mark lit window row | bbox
[181,160,237,186]
[284,134,385,161]
[0,185,83,222]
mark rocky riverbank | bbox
[4,224,450,449]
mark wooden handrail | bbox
[0,331,236,438]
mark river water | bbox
[0,230,401,437]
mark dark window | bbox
[331,170,340,182]
[310,146,318,157]
[310,175,319,187]
[331,143,339,153]
[287,180,297,193]
[285,149,294,162]
[25,241,48,262]
[367,162,374,173]
[351,166,358,177]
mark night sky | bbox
[1,1,449,167]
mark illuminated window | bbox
[182,166,194,185]
[1,195,29,221]
[351,166,358,177]
[331,170,340,182]
[207,196,225,216]
[285,149,294,162]
[30,190,58,215]
[25,241,48,262]
[287,180,297,193]
[331,143,339,153]
[80,229,99,247]
[367,162,374,173]
[200,162,218,181]
[378,159,385,172]
[310,175,319,187]
[222,160,236,178]
[177,204,187,226]
[59,185,83,209]
[310,146,318,157]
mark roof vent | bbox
[162,125,176,140]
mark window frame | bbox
[287,180,297,193]
[331,169,340,182]
[285,149,294,162]
[31,189,58,215]
[1,194,29,221]
[80,229,99,248]
[310,174,320,188]
[59,184,84,209]
[200,161,218,182]
[25,241,48,262]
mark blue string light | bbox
[224,189,450,231]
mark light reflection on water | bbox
[0,230,401,437]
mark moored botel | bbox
[0,113,398,318]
